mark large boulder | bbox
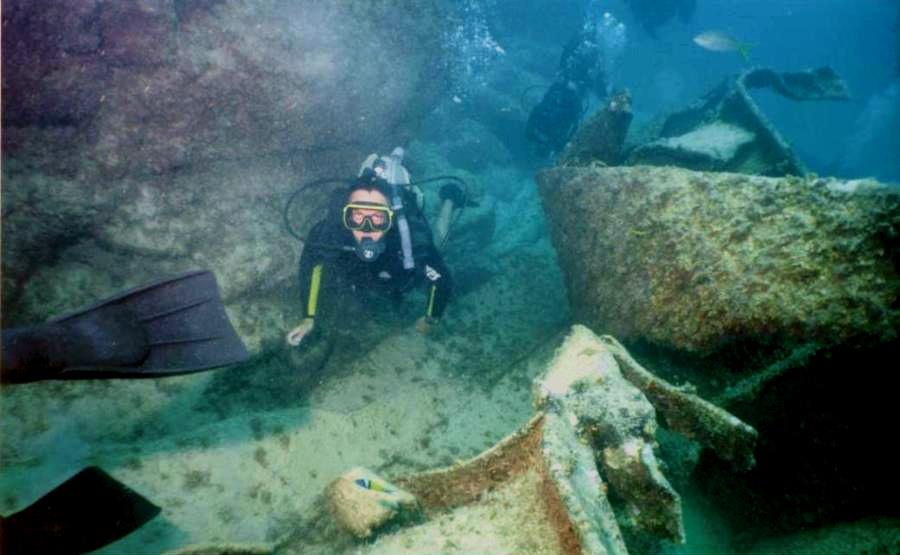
[1,0,452,350]
[536,165,900,359]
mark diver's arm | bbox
[419,247,453,324]
[402,205,451,324]
[297,260,325,320]
[296,219,337,315]
[287,259,322,347]
[285,261,325,347]
[288,258,323,346]
[289,222,332,346]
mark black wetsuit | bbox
[525,81,584,153]
[297,191,452,328]
[559,30,607,96]
[526,26,607,155]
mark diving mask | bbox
[342,202,394,233]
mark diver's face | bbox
[348,189,389,244]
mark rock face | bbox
[1,0,451,350]
[537,165,900,358]
[2,0,448,177]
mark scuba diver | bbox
[526,13,611,156]
[285,148,454,347]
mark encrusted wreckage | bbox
[558,90,634,167]
[626,67,849,176]
[561,66,850,177]
[325,325,757,554]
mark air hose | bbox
[405,175,470,250]
[282,178,350,242]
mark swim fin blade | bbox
[1,270,250,383]
[0,466,161,554]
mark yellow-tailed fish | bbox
[693,30,751,62]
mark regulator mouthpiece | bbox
[355,237,386,262]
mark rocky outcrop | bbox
[2,0,449,178]
[537,165,899,359]
[1,0,452,349]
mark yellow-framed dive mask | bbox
[342,202,394,233]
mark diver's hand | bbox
[286,318,315,347]
[415,316,436,334]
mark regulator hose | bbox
[282,178,350,242]
[407,175,471,250]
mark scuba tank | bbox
[383,147,416,270]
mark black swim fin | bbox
[0,466,161,554]
[1,270,249,383]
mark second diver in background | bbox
[526,12,613,156]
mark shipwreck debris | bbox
[325,325,757,554]
[626,66,850,176]
[600,335,758,470]
[559,90,634,167]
